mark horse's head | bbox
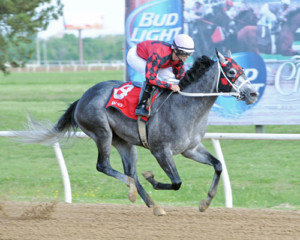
[234,8,258,26]
[208,5,231,27]
[216,49,258,105]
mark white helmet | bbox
[282,0,290,5]
[172,34,195,54]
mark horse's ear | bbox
[215,49,226,63]
[227,49,232,58]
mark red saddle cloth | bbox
[106,82,158,121]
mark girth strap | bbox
[137,116,149,149]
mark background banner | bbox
[125,0,183,84]
[125,0,300,125]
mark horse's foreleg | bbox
[144,150,182,191]
[140,150,182,215]
[182,143,222,212]
[142,171,182,190]
[280,48,300,56]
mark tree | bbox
[0,0,63,73]
[44,34,124,62]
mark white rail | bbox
[204,133,300,208]
[1,131,300,207]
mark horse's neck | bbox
[285,12,300,31]
[172,63,219,119]
[238,11,257,27]
[184,63,219,95]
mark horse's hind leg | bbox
[82,126,138,203]
[182,143,222,212]
[113,138,166,216]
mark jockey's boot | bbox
[135,84,153,117]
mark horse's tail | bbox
[15,100,79,146]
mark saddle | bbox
[106,82,161,148]
[106,82,159,122]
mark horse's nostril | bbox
[250,92,257,97]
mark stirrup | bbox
[135,106,150,117]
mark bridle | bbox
[178,55,251,99]
[216,59,250,99]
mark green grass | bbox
[0,71,300,210]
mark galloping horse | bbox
[227,8,258,53]
[17,51,258,216]
[237,7,300,55]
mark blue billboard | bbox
[125,0,300,125]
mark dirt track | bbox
[1,201,300,240]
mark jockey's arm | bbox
[145,53,173,90]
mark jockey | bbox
[224,0,233,12]
[223,0,237,19]
[258,0,290,53]
[259,0,290,32]
[192,1,204,18]
[127,34,195,117]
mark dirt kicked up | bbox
[0,201,300,240]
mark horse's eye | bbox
[227,69,237,77]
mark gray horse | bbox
[18,51,258,216]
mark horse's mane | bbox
[179,56,215,90]
[235,9,251,19]
[286,7,300,20]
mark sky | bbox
[38,0,125,39]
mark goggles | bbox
[176,49,192,56]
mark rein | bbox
[151,91,174,116]
[178,60,249,99]
[178,91,239,97]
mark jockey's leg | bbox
[127,45,147,87]
[127,45,146,75]
[135,82,153,117]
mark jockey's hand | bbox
[171,84,180,92]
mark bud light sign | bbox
[125,0,183,48]
[125,0,183,83]
[210,52,267,120]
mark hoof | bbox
[199,199,209,212]
[153,205,166,216]
[142,171,154,180]
[127,177,137,203]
